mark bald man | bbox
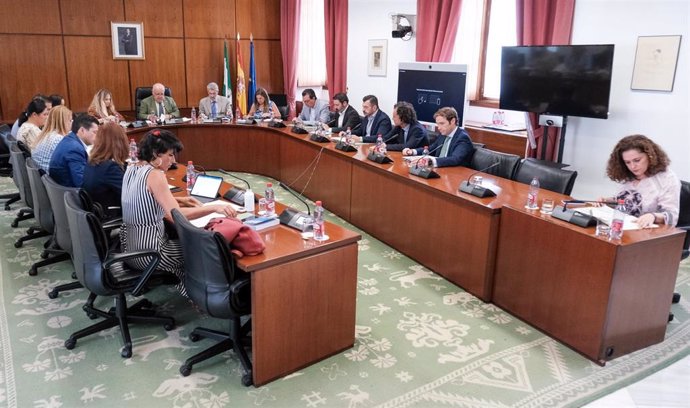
[138,83,180,121]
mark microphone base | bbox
[310,134,330,143]
[408,166,440,179]
[458,181,496,198]
[223,187,257,205]
[279,207,311,231]
[551,206,597,227]
[366,152,393,164]
[335,141,357,152]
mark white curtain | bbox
[296,0,327,87]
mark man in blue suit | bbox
[353,95,392,140]
[377,102,428,151]
[403,107,474,167]
[49,114,99,187]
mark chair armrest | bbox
[229,276,251,311]
[104,250,162,297]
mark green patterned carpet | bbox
[0,172,688,408]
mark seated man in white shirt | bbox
[297,88,330,124]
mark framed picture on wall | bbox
[631,35,682,91]
[368,39,387,77]
[111,22,145,60]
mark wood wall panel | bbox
[239,40,284,94]
[61,0,124,35]
[64,37,131,113]
[124,0,184,38]
[185,39,228,108]
[236,0,281,39]
[0,35,68,120]
[129,38,187,107]
[183,0,236,38]
[0,0,62,34]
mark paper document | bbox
[575,206,658,230]
[330,136,362,145]
[189,200,243,228]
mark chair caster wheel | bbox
[121,346,132,358]
[668,313,675,323]
[87,312,98,320]
[164,322,175,331]
[242,373,253,386]
[180,364,192,377]
[28,267,37,276]
[189,333,201,342]
[14,241,22,248]
[41,251,49,259]
[48,290,59,299]
[64,338,76,350]
[11,220,18,228]
[672,292,681,304]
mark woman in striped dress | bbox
[120,129,236,295]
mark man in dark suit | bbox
[49,114,99,187]
[325,93,361,134]
[403,107,474,168]
[378,101,428,151]
[353,95,392,141]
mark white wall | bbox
[347,0,689,198]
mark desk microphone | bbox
[407,144,443,179]
[551,199,603,227]
[561,199,615,211]
[217,169,257,205]
[458,162,500,198]
[278,182,311,216]
[278,182,313,230]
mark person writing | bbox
[378,102,428,151]
[199,82,232,119]
[297,88,330,124]
[598,134,680,228]
[88,89,124,123]
[403,107,474,167]
[120,129,236,296]
[247,88,281,119]
[137,83,180,121]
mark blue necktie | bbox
[211,101,217,118]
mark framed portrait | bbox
[111,22,145,60]
[631,35,682,91]
[368,39,387,77]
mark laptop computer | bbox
[190,174,223,203]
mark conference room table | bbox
[130,121,685,365]
[167,165,361,386]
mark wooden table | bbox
[167,166,361,386]
[493,205,684,364]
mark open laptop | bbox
[190,174,223,203]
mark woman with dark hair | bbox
[81,122,129,214]
[247,87,280,119]
[17,98,50,148]
[120,129,236,294]
[601,134,680,228]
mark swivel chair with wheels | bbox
[134,86,172,117]
[469,147,522,180]
[9,145,44,243]
[513,158,579,195]
[669,180,690,322]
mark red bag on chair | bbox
[204,217,265,257]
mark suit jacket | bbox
[382,121,429,151]
[198,95,232,117]
[138,95,180,120]
[82,160,125,211]
[298,99,331,123]
[49,132,87,188]
[414,127,475,168]
[357,109,393,139]
[327,105,362,133]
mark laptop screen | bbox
[190,174,223,199]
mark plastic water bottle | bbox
[492,111,499,124]
[243,188,255,213]
[235,106,241,121]
[378,134,387,156]
[345,127,353,145]
[526,177,540,209]
[186,161,196,192]
[418,146,430,170]
[313,201,326,241]
[191,107,197,123]
[499,111,506,125]
[269,106,275,121]
[375,134,384,156]
[264,183,275,216]
[609,199,626,240]
[128,138,138,163]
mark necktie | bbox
[211,101,217,118]
[158,102,163,117]
[366,116,373,136]
[440,136,452,157]
[403,128,408,143]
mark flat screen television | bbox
[499,45,615,119]
[397,62,467,125]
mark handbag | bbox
[204,217,265,258]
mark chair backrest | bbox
[171,209,249,317]
[513,158,578,195]
[134,86,172,115]
[0,124,10,156]
[64,190,112,295]
[678,180,690,256]
[9,143,33,207]
[25,157,54,233]
[472,142,486,149]
[42,174,79,254]
[469,147,522,180]
[269,93,289,120]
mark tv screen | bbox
[397,62,467,125]
[499,45,614,119]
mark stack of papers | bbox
[575,206,658,230]
[189,200,243,228]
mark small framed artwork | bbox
[111,22,145,60]
[631,35,682,91]
[368,39,388,77]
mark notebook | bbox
[190,174,223,203]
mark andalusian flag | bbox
[248,34,257,108]
[236,33,247,116]
[222,40,232,104]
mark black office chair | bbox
[134,86,172,117]
[269,93,289,120]
[171,209,253,386]
[9,144,41,237]
[469,147,522,180]
[669,180,690,321]
[513,158,578,195]
[1,126,20,210]
[25,158,70,275]
[63,191,177,358]
[472,142,486,149]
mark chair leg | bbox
[11,208,33,227]
[29,252,70,276]
[2,193,20,210]
[14,228,50,249]
[48,281,83,299]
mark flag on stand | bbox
[236,33,247,116]
[222,40,233,105]
[248,33,257,108]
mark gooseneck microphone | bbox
[407,144,444,179]
[458,161,500,198]
[278,182,311,216]
[217,169,256,205]
[561,199,615,211]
